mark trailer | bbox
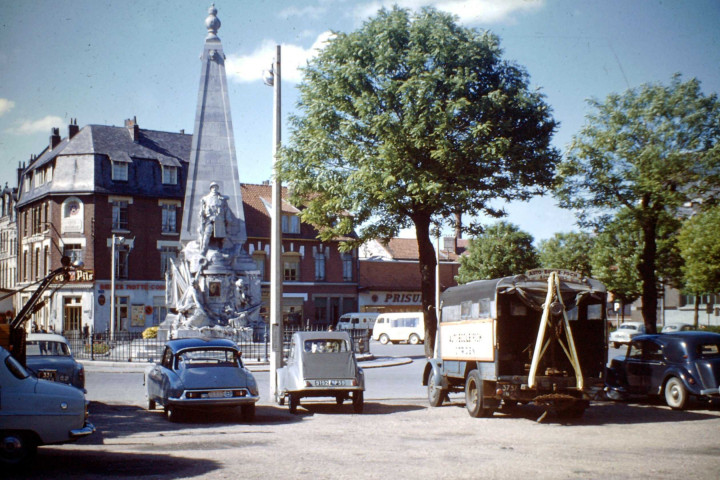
[423,270,607,419]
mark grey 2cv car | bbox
[144,338,259,422]
[276,331,365,414]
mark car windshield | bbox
[304,339,348,353]
[26,341,71,356]
[620,325,637,331]
[177,348,238,367]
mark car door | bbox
[625,340,653,394]
[147,346,173,401]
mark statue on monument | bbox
[199,182,231,255]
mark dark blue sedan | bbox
[25,333,85,391]
[144,338,259,421]
[606,331,720,409]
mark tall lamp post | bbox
[264,45,283,399]
[109,234,126,343]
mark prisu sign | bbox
[370,292,422,305]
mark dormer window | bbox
[112,161,128,181]
[162,166,178,185]
[282,214,300,234]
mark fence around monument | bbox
[65,326,371,364]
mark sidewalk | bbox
[81,353,413,373]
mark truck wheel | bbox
[408,334,420,345]
[664,377,688,410]
[465,370,493,418]
[379,334,390,345]
[0,431,37,466]
[289,394,300,414]
[147,398,156,410]
[427,372,446,407]
[335,394,345,405]
[352,391,364,413]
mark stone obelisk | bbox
[162,5,260,340]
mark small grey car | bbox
[25,333,85,391]
[276,331,365,414]
[144,338,259,422]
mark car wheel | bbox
[465,370,493,418]
[288,394,300,414]
[664,377,688,410]
[240,404,255,422]
[275,391,285,406]
[379,334,390,345]
[427,372,446,407]
[612,342,620,349]
[352,391,364,414]
[147,398,156,410]
[165,405,181,422]
[408,334,420,345]
[335,395,345,405]
[0,431,37,466]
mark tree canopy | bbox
[279,7,560,354]
[456,222,539,283]
[554,76,720,332]
[678,206,720,299]
[537,232,594,276]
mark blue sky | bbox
[1,0,718,242]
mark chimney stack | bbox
[68,118,79,139]
[125,116,140,142]
[50,127,61,149]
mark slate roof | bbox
[368,237,468,262]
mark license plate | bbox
[207,390,232,398]
[38,370,57,381]
[312,379,350,387]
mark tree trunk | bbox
[638,213,658,333]
[693,295,700,327]
[413,213,438,358]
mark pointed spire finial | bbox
[205,4,221,40]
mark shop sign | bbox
[55,269,95,283]
[369,291,422,305]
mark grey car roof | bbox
[291,331,352,341]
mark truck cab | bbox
[423,270,607,419]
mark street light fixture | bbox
[265,45,283,399]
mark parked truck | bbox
[423,270,607,420]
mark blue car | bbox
[606,331,720,409]
[25,333,85,392]
[144,338,259,421]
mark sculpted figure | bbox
[199,182,231,255]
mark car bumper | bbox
[70,421,95,439]
[699,387,720,397]
[168,393,260,407]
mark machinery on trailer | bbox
[423,270,607,419]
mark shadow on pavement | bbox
[284,401,425,417]
[4,449,220,480]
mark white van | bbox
[372,312,425,345]
[336,312,379,334]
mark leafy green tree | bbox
[537,232,594,276]
[279,7,559,354]
[677,206,720,325]
[554,76,720,333]
[456,222,539,283]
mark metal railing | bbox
[65,326,371,364]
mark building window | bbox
[44,245,49,275]
[282,214,300,234]
[162,166,178,185]
[112,161,128,181]
[63,243,83,266]
[116,248,129,279]
[160,246,177,275]
[314,250,326,281]
[342,252,354,282]
[112,201,129,230]
[34,247,40,280]
[314,296,327,324]
[284,257,299,281]
[253,254,266,281]
[161,204,177,233]
[152,296,168,326]
[114,296,129,331]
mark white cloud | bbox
[0,98,15,116]
[278,5,327,20]
[6,115,64,135]
[354,0,544,25]
[226,31,335,84]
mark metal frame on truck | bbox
[423,270,607,420]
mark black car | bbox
[606,331,720,409]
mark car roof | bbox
[26,333,69,343]
[619,322,645,326]
[292,331,352,341]
[633,331,720,345]
[165,337,238,352]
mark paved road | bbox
[8,341,720,479]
